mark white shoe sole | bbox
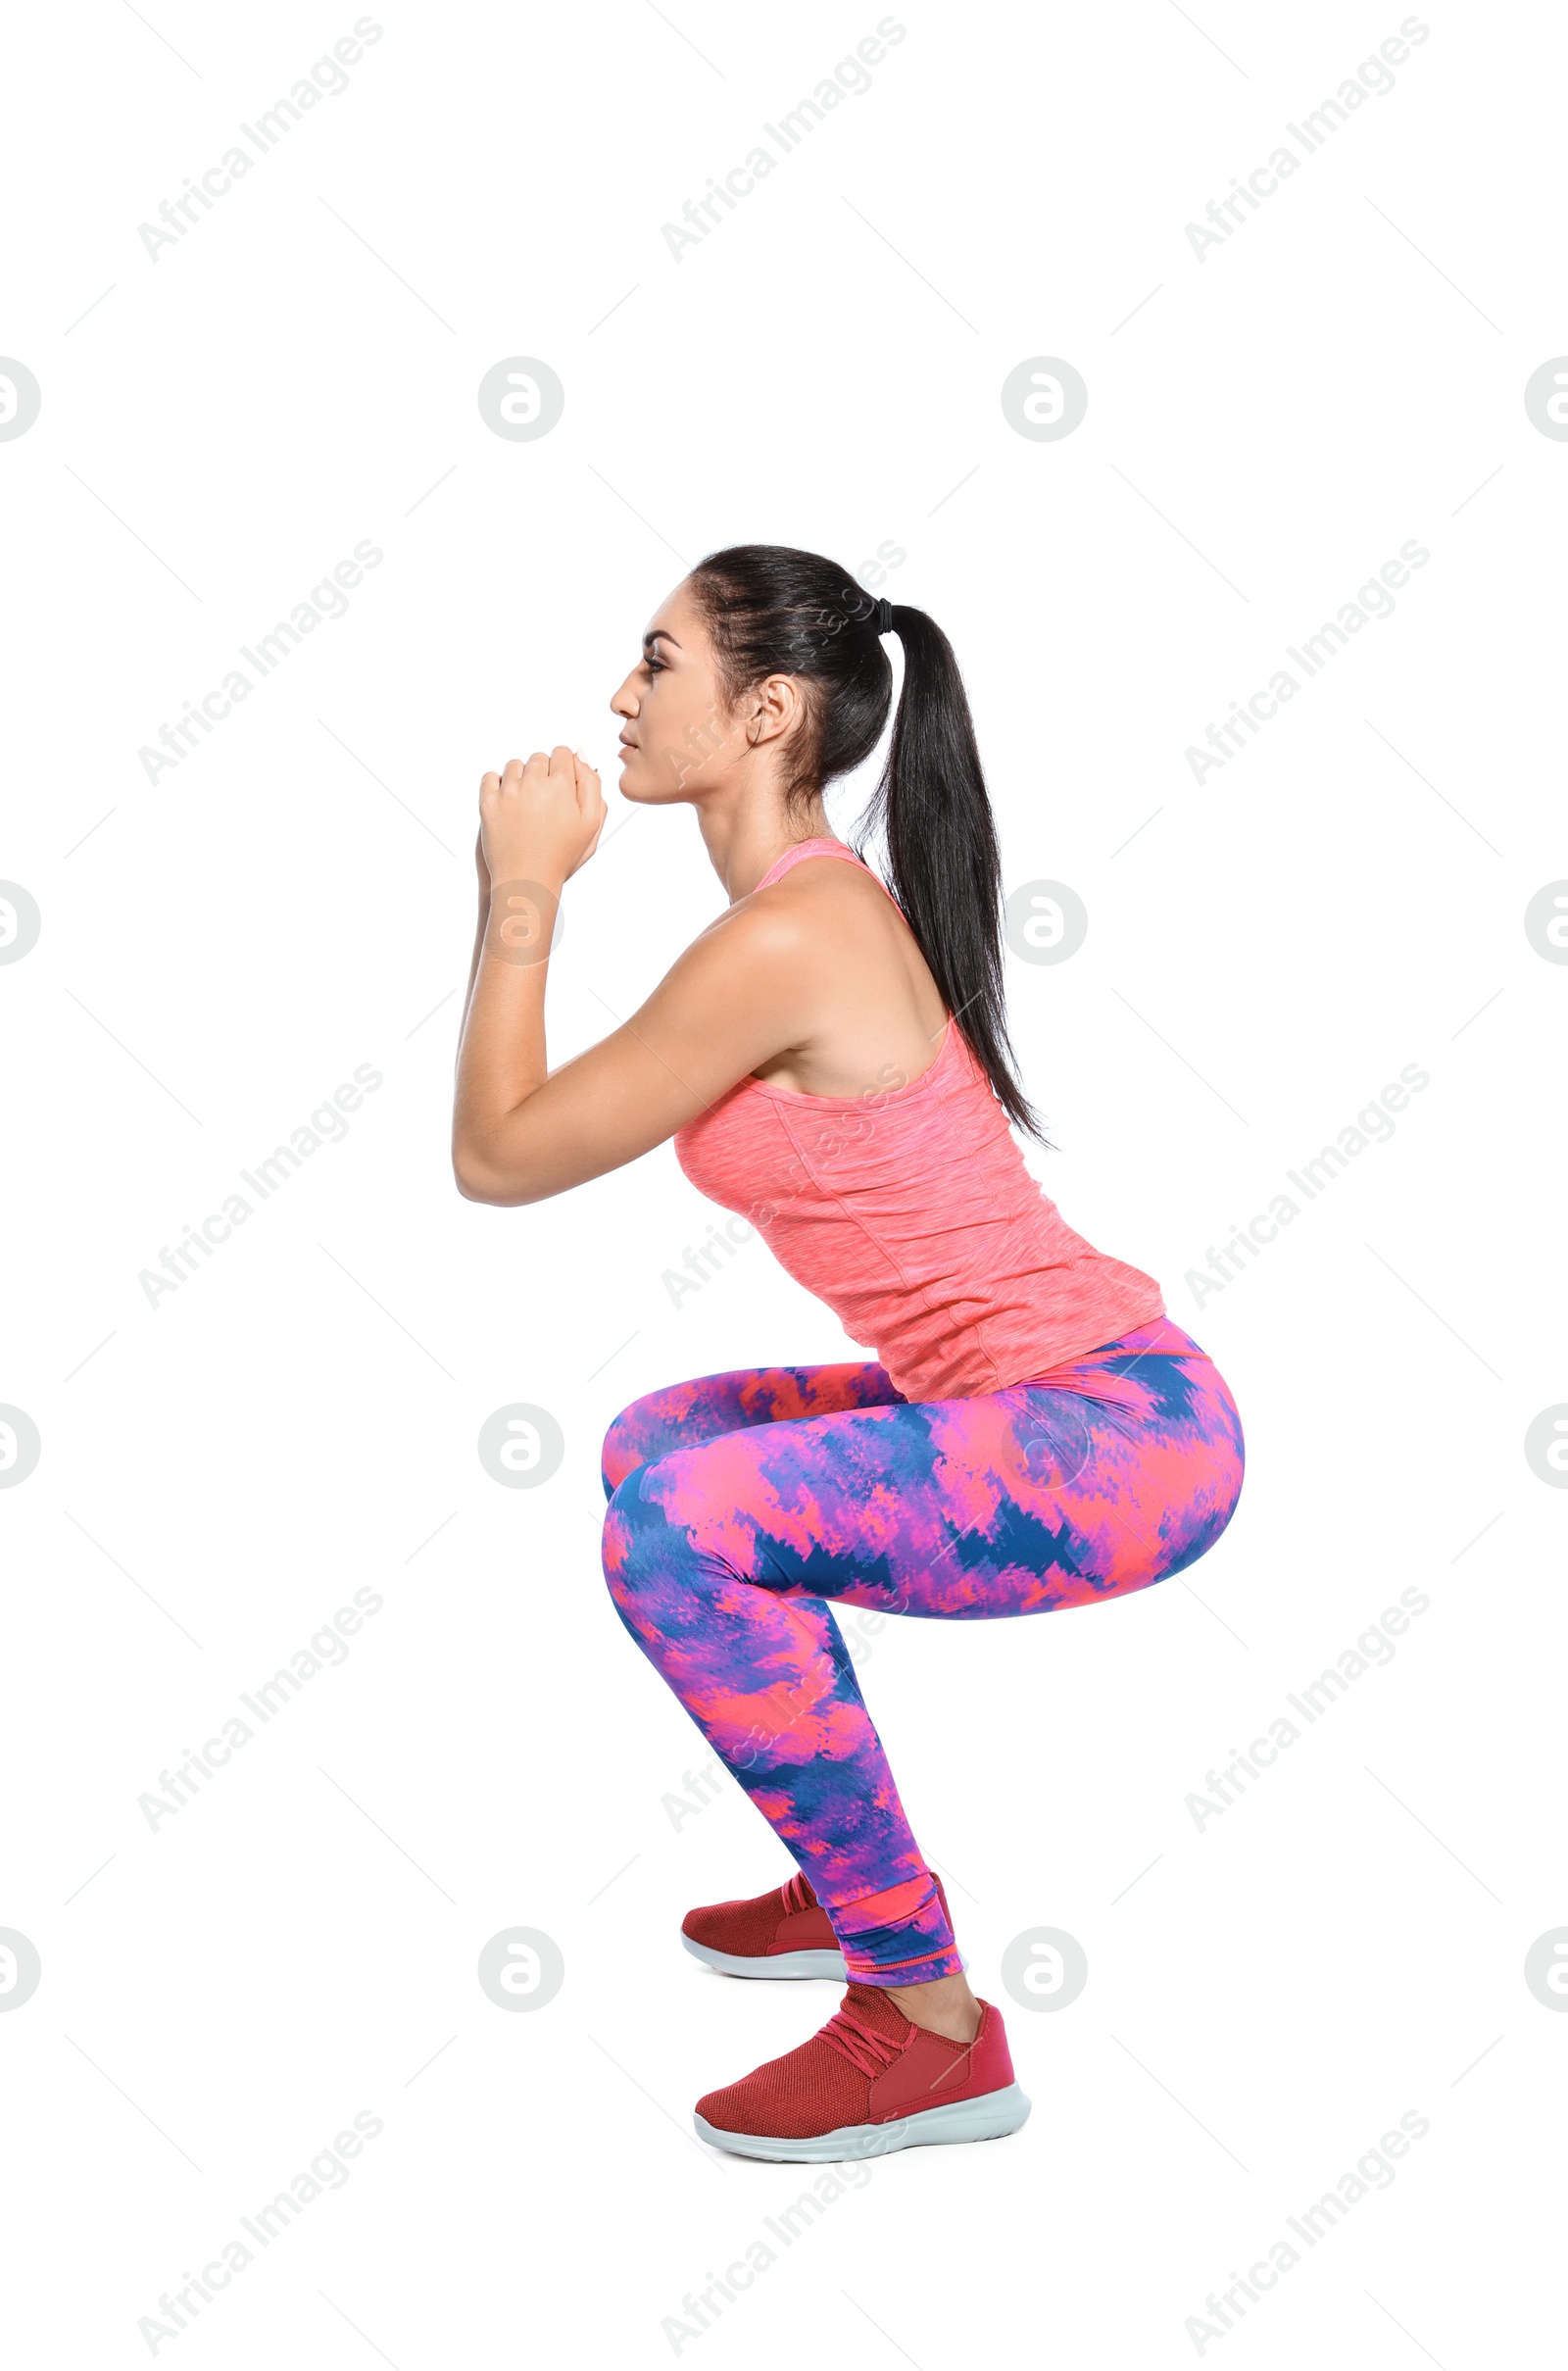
[681,1932,847,1980]
[695,2081,1032,2162]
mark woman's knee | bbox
[600,1374,710,1498]
[600,1402,655,1501]
[602,1458,734,1654]
[600,1468,644,1605]
[601,1465,686,1634]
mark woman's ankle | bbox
[885,1971,981,2044]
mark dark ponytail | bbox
[688,543,1040,1139]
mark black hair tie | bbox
[874,596,894,634]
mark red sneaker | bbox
[694,1983,1030,2162]
[681,1870,846,1978]
[680,1870,954,1981]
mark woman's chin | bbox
[617,766,680,808]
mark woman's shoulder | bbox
[672,874,835,1007]
[692,848,887,956]
[748,849,905,939]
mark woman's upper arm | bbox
[459,908,807,1204]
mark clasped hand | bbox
[477,746,606,890]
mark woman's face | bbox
[610,581,746,805]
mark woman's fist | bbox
[478,746,606,885]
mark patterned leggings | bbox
[601,1317,1244,1986]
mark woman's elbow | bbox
[451,1144,550,1207]
[453,1143,516,1205]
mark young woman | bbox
[453,545,1245,2164]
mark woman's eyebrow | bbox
[643,629,683,652]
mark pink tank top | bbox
[673,840,1164,1402]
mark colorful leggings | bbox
[601,1317,1244,1987]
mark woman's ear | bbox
[749,672,804,749]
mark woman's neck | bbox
[699,797,834,902]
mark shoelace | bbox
[781,1871,811,1914]
[817,2003,906,2079]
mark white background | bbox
[3,1,1564,2362]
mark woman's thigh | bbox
[618,1335,1245,1617]
[600,1360,902,1497]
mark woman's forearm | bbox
[452,870,564,1198]
[453,748,607,1201]
[457,850,490,1061]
